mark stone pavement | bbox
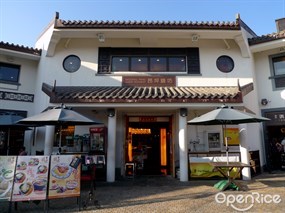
[1,170,285,213]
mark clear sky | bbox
[1,0,285,48]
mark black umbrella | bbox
[188,105,270,163]
[17,104,102,151]
[0,114,31,155]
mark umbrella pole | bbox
[223,124,229,165]
[7,128,10,155]
[224,124,231,184]
[59,125,62,154]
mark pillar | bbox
[44,125,55,155]
[179,108,188,182]
[239,124,251,180]
[106,108,116,182]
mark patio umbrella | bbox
[17,104,102,151]
[0,114,31,155]
[0,114,25,126]
[187,105,270,163]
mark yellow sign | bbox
[224,128,240,146]
[190,162,239,178]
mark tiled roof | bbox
[248,30,285,45]
[42,83,242,104]
[55,19,240,30]
[54,12,240,30]
[0,41,42,56]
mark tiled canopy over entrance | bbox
[42,83,253,104]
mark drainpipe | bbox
[106,108,116,182]
[179,108,188,182]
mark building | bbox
[249,18,285,171]
[1,13,283,182]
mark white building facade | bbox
[1,13,281,182]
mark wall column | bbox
[44,126,55,155]
[178,108,188,182]
[106,108,116,182]
[239,124,251,180]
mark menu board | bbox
[48,155,81,199]
[12,156,50,202]
[0,156,17,201]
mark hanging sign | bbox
[0,156,17,201]
[12,156,50,202]
[48,155,81,199]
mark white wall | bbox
[254,49,285,109]
[0,56,38,114]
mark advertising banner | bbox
[48,155,81,199]
[12,156,50,201]
[0,156,17,201]
[189,156,240,178]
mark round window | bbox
[63,55,81,73]
[216,55,234,73]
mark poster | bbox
[12,156,50,201]
[224,128,240,146]
[0,156,17,201]
[48,155,81,199]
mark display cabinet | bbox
[89,126,107,181]
[90,127,107,152]
[206,132,221,151]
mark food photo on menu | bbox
[0,156,17,201]
[48,155,81,199]
[12,156,50,202]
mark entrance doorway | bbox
[126,116,172,176]
[266,125,285,171]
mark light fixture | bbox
[6,56,14,62]
[261,98,269,105]
[97,33,105,42]
[107,108,115,117]
[180,108,188,117]
[191,34,200,42]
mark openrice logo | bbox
[215,192,281,211]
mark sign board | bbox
[224,128,240,146]
[122,76,176,87]
[48,155,81,199]
[189,156,240,178]
[12,156,50,201]
[0,156,17,201]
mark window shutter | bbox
[187,48,200,74]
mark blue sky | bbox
[1,0,285,47]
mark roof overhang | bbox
[42,83,244,106]
[1,48,41,61]
[250,39,285,53]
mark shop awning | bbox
[42,83,251,104]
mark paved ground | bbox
[1,170,285,213]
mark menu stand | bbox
[80,159,99,210]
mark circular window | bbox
[63,55,81,73]
[216,55,234,73]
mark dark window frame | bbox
[112,55,186,72]
[269,53,285,90]
[0,62,21,85]
[98,48,200,75]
